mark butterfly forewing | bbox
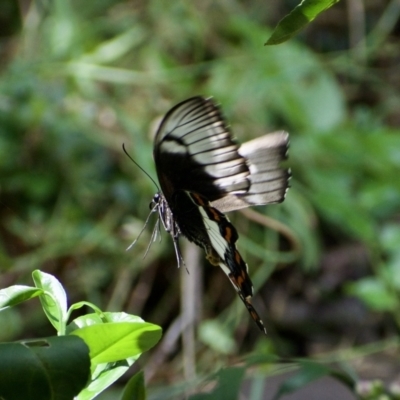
[154,97,251,202]
[150,96,290,334]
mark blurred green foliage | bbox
[1,0,400,397]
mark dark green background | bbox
[1,0,399,396]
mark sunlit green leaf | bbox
[71,322,162,365]
[76,356,138,400]
[266,0,340,44]
[0,285,43,311]
[32,270,68,333]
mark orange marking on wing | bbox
[224,226,233,242]
[208,207,221,222]
[234,250,242,264]
[191,192,205,206]
[236,274,245,287]
[251,310,259,319]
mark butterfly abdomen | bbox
[169,190,215,252]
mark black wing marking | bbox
[153,97,250,202]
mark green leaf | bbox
[198,320,237,355]
[68,311,145,333]
[380,224,400,254]
[0,285,43,311]
[189,367,246,400]
[32,270,68,334]
[81,27,145,64]
[0,309,23,341]
[71,314,158,400]
[272,360,356,400]
[346,277,398,311]
[213,367,246,400]
[273,360,331,399]
[76,357,138,400]
[386,256,400,291]
[71,322,162,365]
[209,19,346,133]
[266,0,340,45]
[0,336,90,400]
[121,370,146,400]
[65,301,104,325]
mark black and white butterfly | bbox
[148,96,289,334]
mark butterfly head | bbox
[150,193,161,210]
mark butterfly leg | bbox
[172,234,185,268]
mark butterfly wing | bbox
[154,96,289,211]
[153,96,251,204]
[211,131,290,212]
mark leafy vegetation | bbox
[1,0,399,398]
[0,271,161,399]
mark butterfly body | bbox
[151,96,290,334]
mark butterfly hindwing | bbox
[211,131,290,212]
[187,192,267,334]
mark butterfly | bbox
[150,96,290,334]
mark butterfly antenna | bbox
[171,236,185,269]
[122,143,160,191]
